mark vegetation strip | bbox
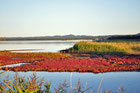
[0,52,139,73]
[61,41,140,54]
[0,41,140,73]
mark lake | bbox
[0,40,81,52]
[0,40,140,93]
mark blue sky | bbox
[0,0,140,37]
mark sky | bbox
[0,0,140,37]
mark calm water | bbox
[0,40,140,93]
[0,40,84,52]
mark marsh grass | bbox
[65,41,140,54]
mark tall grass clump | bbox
[66,41,140,54]
[0,73,45,93]
[68,41,126,54]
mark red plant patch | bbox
[1,52,140,73]
[0,51,71,67]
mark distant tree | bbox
[108,35,140,40]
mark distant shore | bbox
[0,34,139,41]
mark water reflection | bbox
[0,40,81,52]
[0,71,140,93]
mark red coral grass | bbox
[1,51,140,73]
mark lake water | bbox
[0,40,140,93]
[0,40,83,52]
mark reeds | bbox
[0,73,91,93]
[66,41,140,54]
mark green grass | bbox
[65,41,140,54]
[132,46,140,51]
